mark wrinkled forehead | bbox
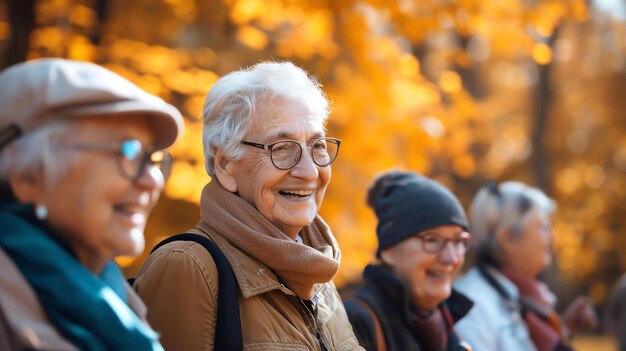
[246,95,326,139]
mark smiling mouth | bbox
[278,189,314,198]
[426,270,453,280]
[113,205,146,224]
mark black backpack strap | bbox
[150,233,243,351]
[477,264,522,314]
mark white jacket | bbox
[454,266,537,351]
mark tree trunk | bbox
[530,27,560,195]
[91,0,110,46]
[4,0,35,69]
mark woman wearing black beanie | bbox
[345,170,474,351]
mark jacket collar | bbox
[191,223,342,327]
[446,289,474,324]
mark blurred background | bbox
[0,0,624,349]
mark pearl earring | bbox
[35,204,48,220]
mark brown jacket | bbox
[133,226,363,351]
[0,248,149,351]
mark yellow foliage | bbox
[614,146,626,172]
[452,154,476,178]
[236,25,269,50]
[532,42,553,65]
[101,63,140,83]
[391,78,440,113]
[188,68,220,94]
[576,247,598,279]
[114,255,137,268]
[29,27,64,50]
[133,45,181,75]
[21,0,622,297]
[136,75,164,97]
[588,281,607,304]
[109,39,148,62]
[161,70,202,95]
[570,0,589,21]
[583,164,605,189]
[166,0,197,21]
[438,70,463,94]
[67,34,96,61]
[533,16,555,38]
[397,54,420,77]
[585,194,607,219]
[553,221,583,250]
[0,21,10,41]
[556,167,583,195]
[165,160,207,204]
[193,48,218,68]
[70,5,96,28]
[275,10,337,59]
[169,123,209,204]
[229,0,268,25]
[35,0,71,24]
[184,95,206,118]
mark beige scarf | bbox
[198,180,341,300]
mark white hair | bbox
[201,61,330,176]
[469,181,555,266]
[0,121,71,187]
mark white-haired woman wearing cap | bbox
[132,61,363,350]
[0,58,183,351]
[345,170,474,351]
[454,181,598,351]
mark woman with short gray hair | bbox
[201,61,330,177]
[454,181,597,351]
[133,61,363,350]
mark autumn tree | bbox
[1,0,625,309]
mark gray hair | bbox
[469,181,555,266]
[0,121,70,187]
[201,61,330,176]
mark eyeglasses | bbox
[59,139,173,181]
[416,231,472,254]
[240,137,341,170]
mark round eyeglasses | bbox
[59,139,173,181]
[240,138,341,170]
[416,231,472,254]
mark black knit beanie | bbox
[367,170,469,256]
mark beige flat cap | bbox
[0,58,184,150]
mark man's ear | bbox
[213,149,237,193]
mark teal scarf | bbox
[0,202,163,351]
